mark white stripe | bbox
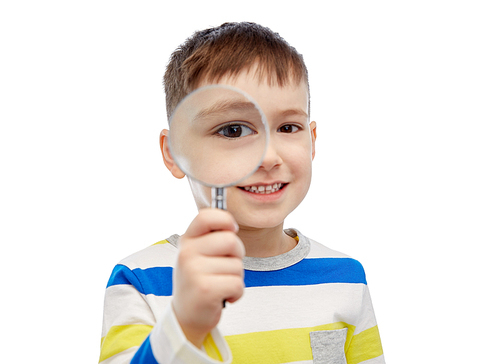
[104,283,377,339]
[308,240,351,259]
[352,286,379,335]
[220,282,370,335]
[119,243,178,270]
[147,294,173,321]
[102,285,156,335]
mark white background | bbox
[1,1,499,363]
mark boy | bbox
[100,22,384,364]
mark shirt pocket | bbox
[309,328,348,364]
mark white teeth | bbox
[243,183,283,194]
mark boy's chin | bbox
[231,210,289,231]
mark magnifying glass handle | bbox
[211,187,227,210]
[212,187,228,308]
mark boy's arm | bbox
[99,264,232,364]
[99,263,159,363]
[99,209,243,363]
[345,285,385,364]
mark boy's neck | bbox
[237,224,297,258]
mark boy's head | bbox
[161,22,316,230]
[163,22,309,120]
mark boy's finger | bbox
[210,275,245,304]
[202,257,244,276]
[194,231,245,258]
[184,208,239,238]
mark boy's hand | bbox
[172,208,245,349]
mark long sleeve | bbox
[345,284,384,364]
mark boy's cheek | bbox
[285,143,314,166]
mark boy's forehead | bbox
[196,65,309,117]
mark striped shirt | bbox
[99,229,384,363]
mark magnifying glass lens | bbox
[169,85,268,188]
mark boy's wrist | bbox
[172,303,208,349]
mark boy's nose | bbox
[259,142,283,171]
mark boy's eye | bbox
[279,124,300,133]
[216,124,255,138]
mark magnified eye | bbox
[216,123,255,138]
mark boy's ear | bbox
[310,121,317,160]
[159,129,186,179]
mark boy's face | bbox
[166,66,316,230]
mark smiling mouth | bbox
[238,183,286,194]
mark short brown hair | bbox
[163,22,308,119]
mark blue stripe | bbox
[131,336,159,364]
[107,265,173,296]
[106,257,365,297]
[106,265,135,287]
[244,258,366,288]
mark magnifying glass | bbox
[168,85,269,210]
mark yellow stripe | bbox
[152,239,168,245]
[203,333,223,361]
[99,324,153,362]
[225,322,354,364]
[346,325,383,364]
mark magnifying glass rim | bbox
[167,84,270,188]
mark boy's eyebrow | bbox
[279,108,309,118]
[193,100,260,123]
